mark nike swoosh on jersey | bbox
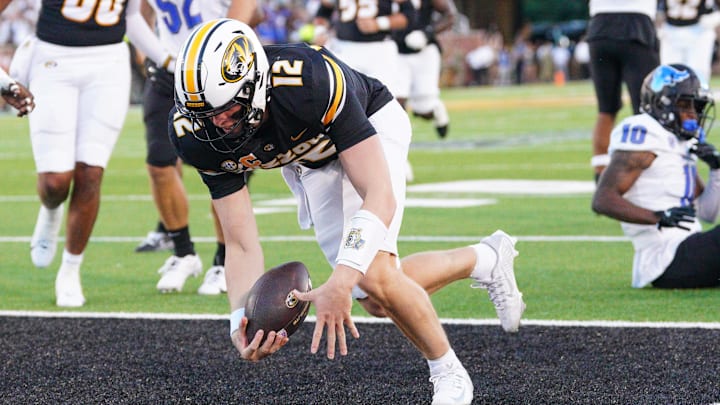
[291,128,308,141]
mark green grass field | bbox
[2,80,719,322]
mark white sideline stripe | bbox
[1,310,719,329]
[0,235,630,243]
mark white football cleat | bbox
[430,362,473,405]
[30,204,64,268]
[156,254,202,293]
[135,231,174,253]
[197,265,227,295]
[55,265,85,307]
[472,229,525,333]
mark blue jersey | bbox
[170,44,393,199]
[36,0,128,46]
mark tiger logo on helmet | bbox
[221,36,255,83]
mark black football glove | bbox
[144,59,175,97]
[690,142,720,169]
[654,206,696,231]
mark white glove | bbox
[404,30,428,50]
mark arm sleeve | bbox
[0,66,14,91]
[125,0,174,71]
[697,169,720,222]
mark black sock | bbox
[156,221,168,234]
[168,226,195,257]
[213,243,226,266]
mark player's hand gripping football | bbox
[654,206,696,231]
[231,316,289,362]
[292,267,360,359]
[1,82,34,117]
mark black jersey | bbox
[36,0,128,46]
[170,44,394,199]
[660,0,715,26]
[334,0,394,42]
[393,0,437,54]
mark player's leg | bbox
[198,203,228,295]
[142,78,202,293]
[407,44,449,138]
[621,41,660,115]
[135,219,174,252]
[27,40,78,269]
[294,156,473,402]
[588,39,623,180]
[652,228,720,288]
[357,101,473,404]
[136,82,179,253]
[54,42,131,307]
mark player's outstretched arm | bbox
[213,186,284,361]
[226,0,262,27]
[592,150,663,225]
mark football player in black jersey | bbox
[0,66,33,116]
[1,0,174,307]
[392,0,457,138]
[313,0,416,181]
[133,0,261,297]
[587,0,660,181]
[658,0,720,85]
[171,19,525,404]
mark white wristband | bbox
[0,68,15,92]
[590,154,610,167]
[336,209,388,274]
[376,16,391,31]
[229,307,245,337]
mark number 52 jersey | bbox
[169,44,394,199]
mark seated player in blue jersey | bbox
[593,64,720,289]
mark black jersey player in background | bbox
[171,19,525,404]
[586,0,660,181]
[0,0,173,307]
[392,0,457,138]
[658,0,720,85]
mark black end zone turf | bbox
[1,317,718,404]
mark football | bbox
[245,261,312,344]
